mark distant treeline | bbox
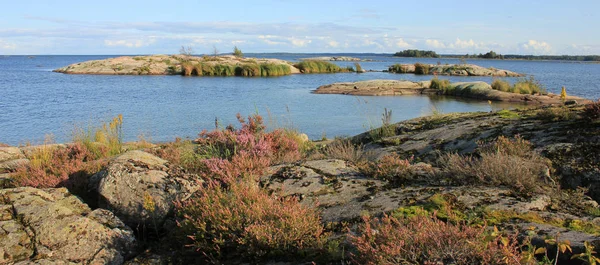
[393,49,600,61]
[393,49,440,58]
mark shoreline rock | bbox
[54,54,300,76]
[389,63,523,77]
[299,56,372,62]
[0,187,137,264]
[313,79,587,104]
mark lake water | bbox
[1,54,599,145]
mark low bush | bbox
[322,138,372,164]
[583,100,600,121]
[497,109,520,119]
[491,79,511,92]
[368,108,396,142]
[414,63,430,75]
[354,62,363,72]
[72,114,123,159]
[513,76,546,95]
[14,142,104,189]
[430,77,451,91]
[192,114,301,182]
[181,62,194,76]
[536,106,576,121]
[293,60,350,73]
[176,180,328,262]
[439,136,554,196]
[388,64,411,73]
[360,154,413,184]
[349,214,525,265]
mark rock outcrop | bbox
[0,187,137,264]
[313,79,587,104]
[261,160,571,223]
[54,55,300,75]
[389,63,523,77]
[92,150,202,229]
[299,56,372,61]
[313,79,431,96]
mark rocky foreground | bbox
[53,54,301,75]
[389,63,523,77]
[1,104,600,264]
[314,79,586,104]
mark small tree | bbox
[212,45,219,57]
[233,46,244,57]
[179,46,194,56]
[560,86,567,100]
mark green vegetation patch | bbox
[293,60,353,73]
[393,49,439,58]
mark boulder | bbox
[313,79,429,96]
[0,173,15,188]
[0,146,24,162]
[0,187,137,264]
[0,158,30,173]
[92,150,202,229]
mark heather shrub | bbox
[151,138,206,173]
[176,180,328,262]
[583,100,600,121]
[193,114,301,182]
[14,142,104,189]
[439,136,554,195]
[349,214,526,265]
[491,79,511,92]
[361,154,413,184]
[414,63,430,75]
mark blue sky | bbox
[1,0,598,55]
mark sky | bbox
[1,0,598,55]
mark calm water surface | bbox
[1,54,599,145]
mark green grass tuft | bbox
[293,60,351,73]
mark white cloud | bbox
[519,40,552,54]
[425,39,446,49]
[395,38,411,48]
[451,38,479,49]
[104,38,155,48]
[0,39,17,50]
[290,37,311,47]
[328,40,339,48]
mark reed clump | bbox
[293,60,352,73]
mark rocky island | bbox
[2,101,600,264]
[314,79,586,104]
[389,63,523,77]
[53,55,359,76]
[300,56,372,61]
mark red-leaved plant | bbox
[176,180,327,262]
[349,214,527,265]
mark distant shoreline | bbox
[4,53,599,64]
